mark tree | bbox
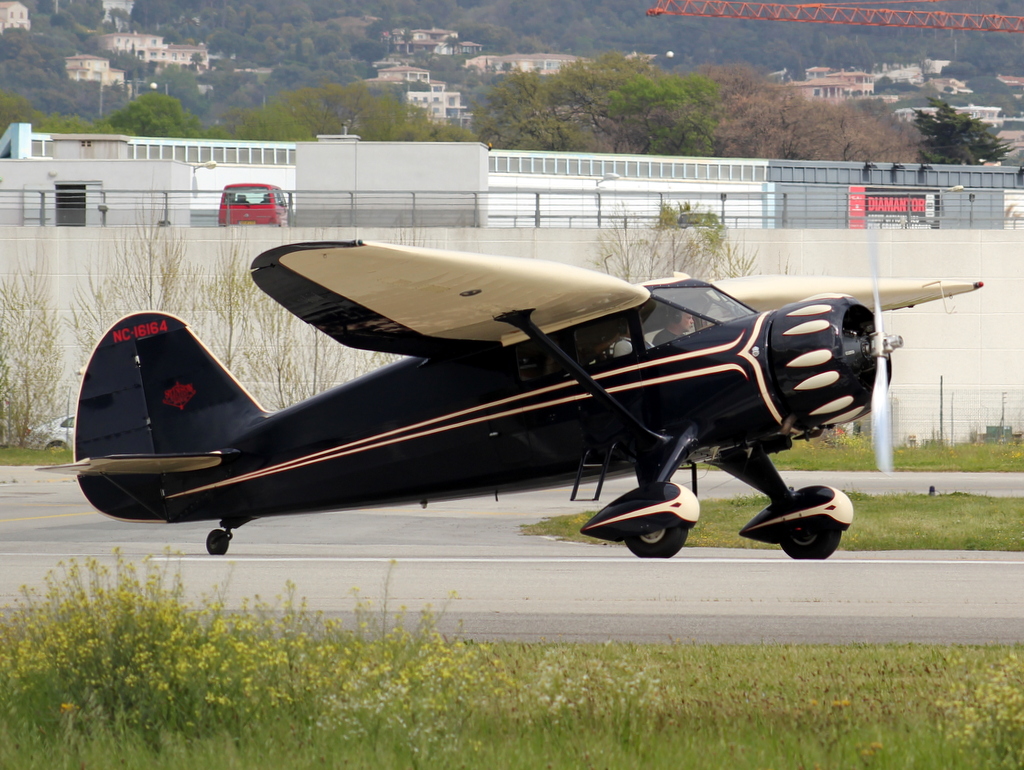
[707,65,919,163]
[606,73,719,155]
[598,203,755,284]
[473,70,587,151]
[0,88,41,128]
[104,93,204,138]
[914,98,1010,165]
[0,272,64,448]
[475,53,721,155]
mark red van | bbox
[218,183,289,226]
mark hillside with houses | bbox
[0,0,1023,158]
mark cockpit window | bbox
[650,286,754,324]
[639,286,754,347]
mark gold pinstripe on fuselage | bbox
[168,316,779,500]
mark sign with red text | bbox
[848,187,938,229]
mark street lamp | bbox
[191,160,217,195]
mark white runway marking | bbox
[115,555,1024,566]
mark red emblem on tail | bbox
[163,382,196,410]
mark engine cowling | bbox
[767,295,881,433]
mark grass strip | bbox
[2,555,1024,769]
[775,436,1024,472]
[522,491,1024,552]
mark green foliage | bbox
[0,447,71,464]
[104,93,204,138]
[946,654,1024,768]
[0,554,509,750]
[605,71,719,156]
[473,70,587,151]
[0,578,1014,770]
[0,88,41,128]
[222,82,476,142]
[915,98,1011,165]
[476,52,721,155]
[778,433,1024,472]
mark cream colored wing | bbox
[713,275,982,313]
[252,240,650,356]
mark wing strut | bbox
[495,309,667,454]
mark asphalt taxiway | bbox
[2,467,1023,643]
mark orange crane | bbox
[646,1,1024,33]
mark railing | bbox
[2,188,1018,229]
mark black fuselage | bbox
[157,309,782,523]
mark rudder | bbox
[75,312,264,521]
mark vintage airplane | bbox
[44,240,981,559]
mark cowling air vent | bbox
[768,296,878,431]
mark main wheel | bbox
[624,526,688,559]
[206,529,231,556]
[779,528,842,560]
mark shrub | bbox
[0,553,509,756]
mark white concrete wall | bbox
[0,225,1016,441]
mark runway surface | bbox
[3,466,1024,644]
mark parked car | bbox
[218,183,289,226]
[30,415,75,450]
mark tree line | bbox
[1,52,1008,164]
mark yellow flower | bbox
[59,702,77,714]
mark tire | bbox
[624,526,688,559]
[779,528,842,560]
[206,529,231,556]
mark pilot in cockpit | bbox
[653,308,695,346]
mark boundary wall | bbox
[0,226,1013,443]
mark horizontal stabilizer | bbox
[714,275,982,312]
[39,449,238,476]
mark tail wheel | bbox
[624,526,688,559]
[779,528,842,560]
[206,529,232,556]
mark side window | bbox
[574,315,633,367]
[641,298,701,348]
[517,339,563,382]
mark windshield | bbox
[650,285,754,324]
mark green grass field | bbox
[775,435,1024,472]
[0,447,72,466]
[2,556,1022,770]
[523,491,1024,552]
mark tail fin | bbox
[74,312,264,521]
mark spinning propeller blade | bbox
[868,232,898,474]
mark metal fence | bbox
[890,387,1024,447]
[3,187,1021,230]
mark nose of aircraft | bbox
[767,297,881,434]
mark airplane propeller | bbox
[868,231,903,474]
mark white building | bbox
[405,82,468,126]
[97,33,210,71]
[465,53,580,75]
[0,1,29,32]
[64,55,125,87]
